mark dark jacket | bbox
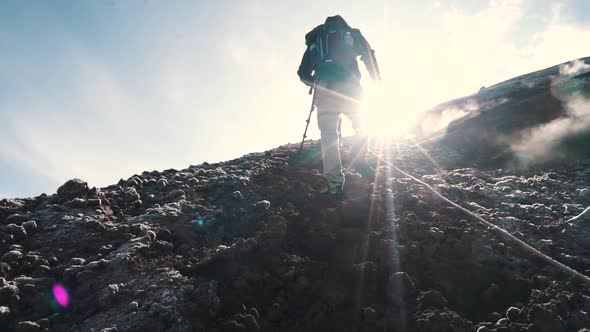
[297,16,380,87]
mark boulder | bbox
[57,179,89,199]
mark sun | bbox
[362,83,423,138]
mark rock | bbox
[241,314,259,330]
[387,272,417,304]
[496,318,510,326]
[4,214,29,225]
[146,230,157,242]
[9,244,23,251]
[84,219,105,231]
[483,283,501,301]
[37,318,50,329]
[248,308,259,318]
[0,305,11,319]
[363,306,378,323]
[2,250,23,262]
[57,179,89,199]
[21,221,37,234]
[147,302,165,317]
[5,224,27,241]
[256,200,271,210]
[530,304,566,332]
[576,188,590,201]
[126,176,143,189]
[221,320,246,331]
[128,301,139,312]
[69,258,86,266]
[87,198,102,207]
[0,284,19,304]
[267,303,283,322]
[98,245,112,256]
[99,328,119,332]
[0,233,13,243]
[97,284,120,308]
[85,259,109,271]
[76,270,96,283]
[157,178,168,190]
[167,189,186,201]
[506,306,521,321]
[232,191,243,200]
[65,198,87,208]
[418,290,448,309]
[15,320,41,332]
[124,187,141,202]
[105,225,132,240]
[130,223,149,236]
[152,240,174,253]
[156,228,172,242]
[428,227,445,241]
[31,265,51,277]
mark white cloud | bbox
[375,0,590,135]
[441,0,524,44]
[0,37,222,192]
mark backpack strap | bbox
[298,25,324,87]
[304,25,323,46]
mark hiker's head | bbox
[325,15,351,28]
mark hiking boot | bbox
[349,158,374,179]
[319,180,344,197]
[327,183,343,197]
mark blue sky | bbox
[1,0,589,198]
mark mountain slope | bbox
[2,136,590,331]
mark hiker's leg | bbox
[347,110,368,158]
[342,86,368,162]
[340,81,368,171]
[315,83,344,187]
[317,112,344,186]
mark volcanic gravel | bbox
[1,139,590,331]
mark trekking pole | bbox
[299,81,318,154]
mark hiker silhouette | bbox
[298,15,381,195]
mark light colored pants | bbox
[315,80,366,186]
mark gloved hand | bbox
[301,74,315,87]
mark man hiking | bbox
[297,15,381,196]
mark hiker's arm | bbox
[353,29,381,82]
[297,47,315,87]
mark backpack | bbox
[310,21,356,76]
[298,16,366,85]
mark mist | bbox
[511,60,590,163]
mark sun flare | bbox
[362,83,423,138]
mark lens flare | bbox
[52,284,69,308]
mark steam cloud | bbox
[559,59,590,76]
[420,107,470,136]
[511,60,590,162]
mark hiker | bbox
[297,15,381,195]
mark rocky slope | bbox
[2,135,590,331]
